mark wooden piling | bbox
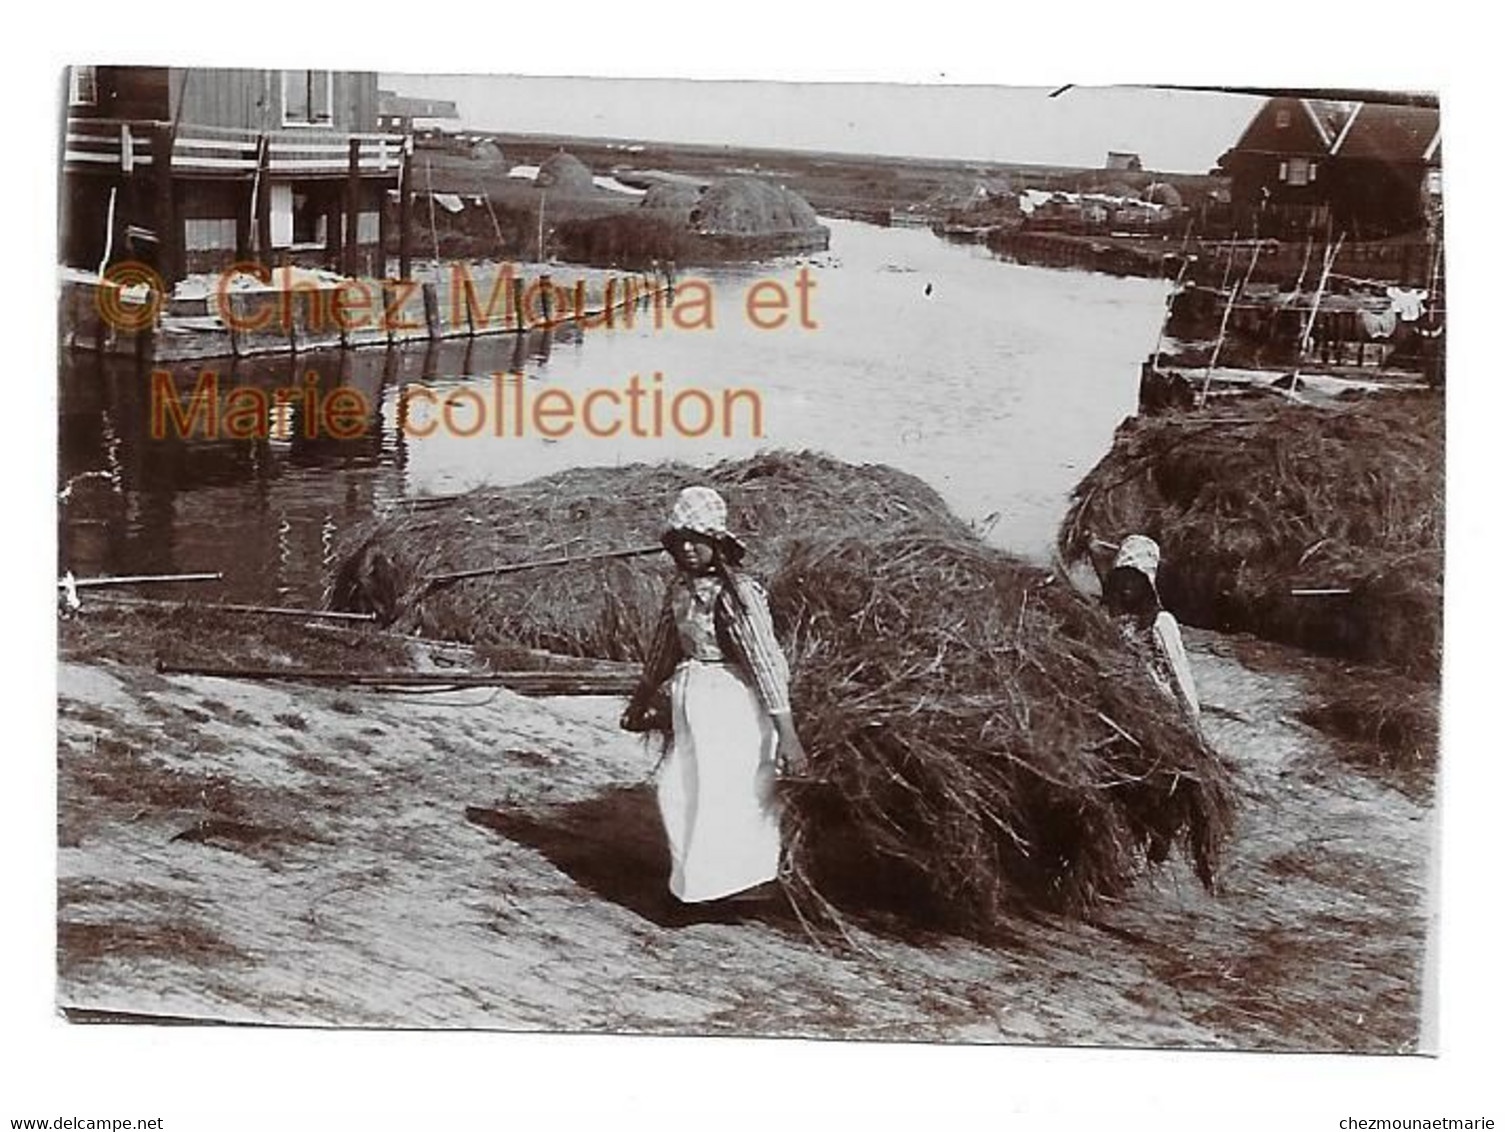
[151,125,180,285]
[511,276,526,332]
[377,180,391,280]
[343,138,362,278]
[398,137,415,281]
[421,281,442,339]
[255,136,272,268]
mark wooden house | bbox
[62,66,409,283]
[1222,96,1440,239]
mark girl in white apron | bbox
[621,486,808,908]
[1103,534,1202,728]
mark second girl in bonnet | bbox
[621,485,807,910]
[1102,534,1201,728]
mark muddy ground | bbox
[56,614,1433,1051]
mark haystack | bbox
[772,529,1233,930]
[640,182,704,214]
[331,451,1234,934]
[688,177,823,237]
[1059,393,1443,679]
[329,451,966,659]
[469,138,505,165]
[534,152,595,194]
[1142,181,1184,209]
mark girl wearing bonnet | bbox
[621,486,808,909]
[1102,534,1202,728]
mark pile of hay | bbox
[329,451,966,659]
[1142,181,1184,208]
[332,451,1234,932]
[1059,393,1443,680]
[534,152,595,194]
[640,182,704,214]
[772,529,1233,931]
[689,177,824,237]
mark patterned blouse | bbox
[638,571,792,715]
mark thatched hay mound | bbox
[1059,393,1443,679]
[1143,181,1184,208]
[332,452,1236,932]
[535,152,595,194]
[689,177,823,236]
[469,138,505,164]
[773,529,1234,930]
[640,182,704,214]
[330,452,966,659]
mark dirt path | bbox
[56,629,1432,1050]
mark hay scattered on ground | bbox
[770,529,1234,933]
[330,451,966,659]
[1297,670,1440,800]
[1058,392,1443,680]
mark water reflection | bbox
[58,220,1168,608]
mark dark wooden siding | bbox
[1232,97,1331,158]
[169,69,379,132]
[69,67,171,121]
[70,67,379,132]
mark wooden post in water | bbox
[421,281,441,339]
[377,178,392,280]
[511,276,526,332]
[151,125,180,284]
[326,195,344,271]
[343,137,362,278]
[539,273,554,326]
[255,136,272,269]
[398,137,414,281]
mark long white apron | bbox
[656,659,782,902]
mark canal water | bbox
[58,219,1167,607]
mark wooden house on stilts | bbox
[61,66,411,285]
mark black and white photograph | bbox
[12,13,1501,1122]
[50,66,1448,1050]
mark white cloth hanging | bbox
[1387,286,1428,322]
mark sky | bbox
[378,75,1263,173]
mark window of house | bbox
[1275,109,1292,129]
[282,70,333,126]
[69,65,98,107]
[291,191,325,246]
[1284,157,1314,186]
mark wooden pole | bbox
[326,194,344,271]
[151,125,180,284]
[154,662,638,696]
[255,136,272,267]
[344,137,362,278]
[425,155,440,268]
[86,594,377,622]
[423,544,664,590]
[64,571,223,589]
[398,137,414,281]
[377,178,392,279]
